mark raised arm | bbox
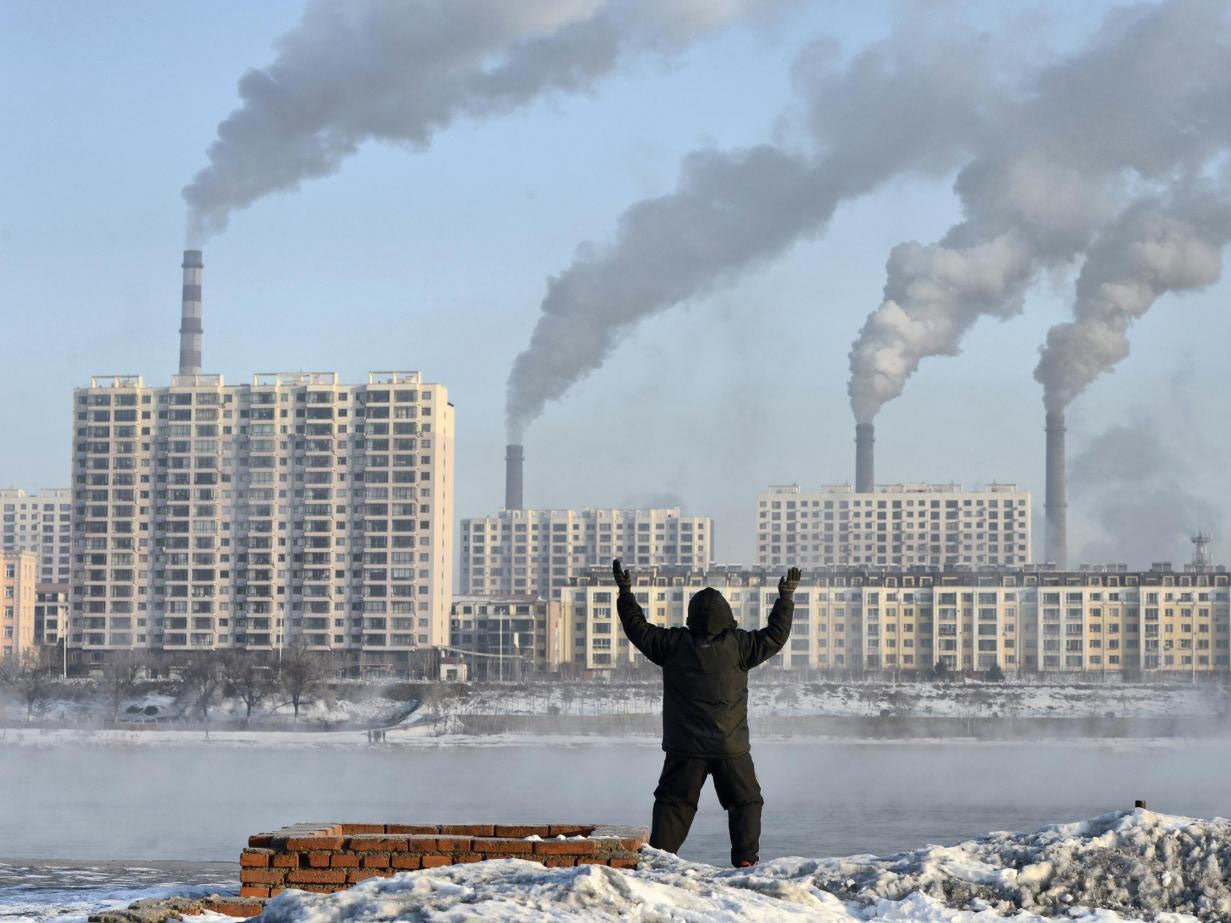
[613,559,672,666]
[740,567,800,669]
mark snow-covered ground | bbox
[430,680,1231,721]
[253,809,1230,922]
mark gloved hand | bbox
[613,558,632,593]
[778,566,801,600]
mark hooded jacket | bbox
[617,585,793,757]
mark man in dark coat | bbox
[613,558,800,867]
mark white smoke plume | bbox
[505,22,1005,438]
[508,0,1231,438]
[848,0,1231,423]
[183,0,785,242]
[1035,183,1231,412]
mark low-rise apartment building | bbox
[448,595,562,679]
[757,483,1031,569]
[559,564,1230,678]
[1,551,37,659]
[460,507,712,598]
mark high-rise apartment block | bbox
[2,551,37,659]
[1,488,72,583]
[70,371,454,667]
[561,564,1230,676]
[460,507,712,598]
[757,483,1031,569]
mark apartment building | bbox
[70,371,454,667]
[757,483,1031,569]
[559,564,1231,677]
[448,595,562,678]
[460,507,712,598]
[2,551,37,659]
[1,488,72,583]
[35,583,69,647]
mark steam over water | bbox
[4,739,1230,868]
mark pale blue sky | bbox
[1,0,1226,566]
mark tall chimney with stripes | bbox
[179,249,203,376]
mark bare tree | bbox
[279,640,331,720]
[0,650,55,722]
[222,651,273,725]
[101,650,149,723]
[179,652,224,724]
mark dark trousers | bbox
[650,752,764,866]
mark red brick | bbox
[293,884,341,894]
[240,850,271,867]
[493,824,550,838]
[340,823,386,835]
[452,853,482,864]
[239,886,270,899]
[240,868,286,885]
[346,836,409,852]
[386,824,439,835]
[434,836,472,852]
[421,854,453,868]
[439,824,495,836]
[403,835,439,852]
[287,868,347,884]
[330,853,360,868]
[542,857,577,867]
[548,825,593,837]
[362,854,391,868]
[609,857,640,869]
[247,835,274,848]
[307,851,334,868]
[474,838,533,855]
[287,836,345,851]
[391,854,422,870]
[533,840,597,857]
[272,853,300,869]
[202,898,265,918]
[347,869,389,884]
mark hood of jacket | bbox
[686,587,736,637]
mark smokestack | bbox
[505,444,524,511]
[179,249,203,376]
[1045,410,1067,568]
[855,423,875,493]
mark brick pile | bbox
[239,822,649,899]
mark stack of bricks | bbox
[240,822,649,898]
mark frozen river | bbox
[3,737,1230,919]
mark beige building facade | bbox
[757,483,1031,570]
[559,564,1230,677]
[460,507,712,598]
[1,488,72,584]
[2,551,37,659]
[70,371,454,667]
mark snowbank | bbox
[430,681,1230,721]
[256,810,1230,922]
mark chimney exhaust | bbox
[1045,410,1067,568]
[855,422,875,493]
[179,249,204,376]
[505,444,524,511]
